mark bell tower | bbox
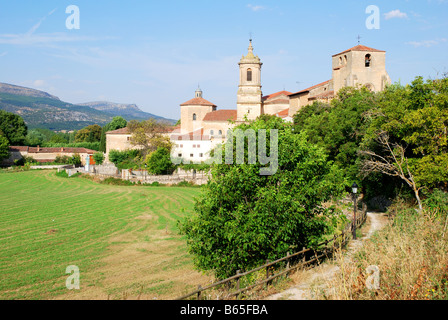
[237,39,263,121]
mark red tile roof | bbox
[203,109,237,122]
[106,127,130,135]
[332,45,385,57]
[180,97,217,107]
[288,80,331,96]
[262,90,292,101]
[263,98,290,105]
[309,90,335,100]
[276,108,290,118]
[10,146,96,154]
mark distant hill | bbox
[0,82,176,131]
[77,101,176,124]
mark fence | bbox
[176,201,368,300]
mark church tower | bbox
[237,39,263,121]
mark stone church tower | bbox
[237,40,263,121]
[332,45,391,93]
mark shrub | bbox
[145,147,176,175]
[93,152,105,165]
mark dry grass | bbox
[317,201,448,300]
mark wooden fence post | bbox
[286,252,290,272]
[197,285,202,300]
[265,259,270,289]
[236,270,241,300]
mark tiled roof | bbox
[276,108,290,118]
[180,97,217,107]
[106,125,178,135]
[309,90,335,100]
[203,109,237,122]
[332,45,385,57]
[263,98,290,105]
[288,80,331,96]
[262,90,292,101]
[10,146,96,154]
[171,128,210,141]
[106,127,130,135]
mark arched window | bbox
[344,55,347,64]
[339,57,342,66]
[247,68,252,82]
[218,130,222,135]
[193,113,197,121]
[365,54,371,67]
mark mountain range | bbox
[0,82,176,131]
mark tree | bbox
[75,124,102,143]
[99,116,127,152]
[179,115,346,279]
[293,86,378,189]
[0,110,27,145]
[93,152,105,165]
[145,147,176,175]
[127,119,172,156]
[0,134,10,161]
[360,76,448,208]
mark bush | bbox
[145,147,176,175]
[93,152,105,165]
[108,149,141,169]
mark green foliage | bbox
[99,116,127,152]
[75,124,102,143]
[179,115,346,279]
[0,134,10,161]
[108,149,141,169]
[145,147,176,175]
[423,189,448,216]
[363,76,448,194]
[69,153,82,166]
[0,110,27,145]
[93,152,105,165]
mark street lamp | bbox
[352,182,358,239]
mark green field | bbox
[0,170,212,300]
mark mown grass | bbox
[0,170,207,300]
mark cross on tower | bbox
[357,35,361,45]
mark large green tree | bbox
[360,76,448,209]
[0,134,10,161]
[99,116,128,152]
[179,115,346,279]
[0,110,27,145]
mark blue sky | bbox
[0,0,447,120]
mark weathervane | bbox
[357,35,361,45]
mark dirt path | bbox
[265,211,389,300]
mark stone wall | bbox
[83,164,209,185]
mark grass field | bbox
[0,170,213,300]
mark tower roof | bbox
[239,39,261,64]
[180,97,217,107]
[332,45,385,57]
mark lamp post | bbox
[352,182,358,239]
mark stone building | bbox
[106,41,391,164]
[288,44,391,116]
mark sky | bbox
[0,0,447,120]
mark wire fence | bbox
[176,201,368,300]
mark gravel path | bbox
[265,211,389,300]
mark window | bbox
[199,153,203,158]
[180,144,183,148]
[127,137,131,141]
[218,130,222,135]
[365,54,371,67]
[247,68,252,82]
[344,55,347,64]
[197,144,200,148]
[190,154,194,158]
[339,57,342,66]
[178,153,182,157]
[193,144,196,148]
[210,130,214,136]
[193,113,197,121]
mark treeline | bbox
[293,76,448,207]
